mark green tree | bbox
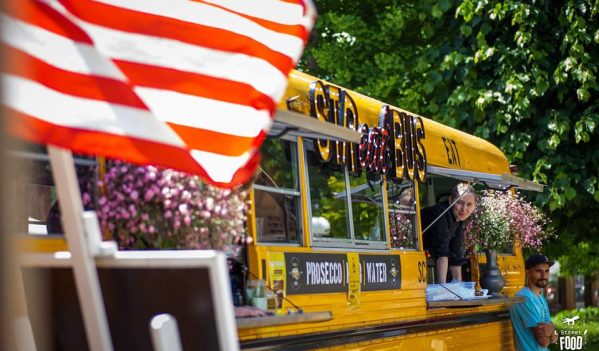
[300,0,599,276]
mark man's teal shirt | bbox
[509,287,552,351]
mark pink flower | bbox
[144,190,155,201]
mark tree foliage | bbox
[300,0,599,275]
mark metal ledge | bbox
[427,296,525,308]
[427,166,544,192]
[272,109,362,144]
[236,311,332,329]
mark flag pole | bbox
[47,146,113,351]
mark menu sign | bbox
[359,254,401,291]
[283,252,402,295]
[285,252,347,295]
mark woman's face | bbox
[452,193,476,221]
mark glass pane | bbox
[254,138,301,243]
[306,145,350,240]
[388,181,418,249]
[255,138,298,190]
[349,173,386,242]
[255,190,300,243]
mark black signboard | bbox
[285,252,347,295]
[359,254,401,291]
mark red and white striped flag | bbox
[3,0,315,187]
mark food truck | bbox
[14,69,543,350]
[236,70,543,350]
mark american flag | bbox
[2,0,315,187]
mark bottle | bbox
[233,289,243,307]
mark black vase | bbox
[480,249,505,297]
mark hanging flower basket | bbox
[84,160,249,255]
[463,190,555,252]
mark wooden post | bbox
[48,146,113,351]
[558,276,576,310]
[584,274,598,308]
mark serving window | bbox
[253,138,302,244]
[304,141,387,249]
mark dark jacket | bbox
[421,202,466,266]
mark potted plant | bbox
[463,189,555,296]
[84,159,249,255]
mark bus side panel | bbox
[319,320,515,351]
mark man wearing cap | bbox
[510,254,558,350]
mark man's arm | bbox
[532,322,558,347]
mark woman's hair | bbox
[450,183,476,201]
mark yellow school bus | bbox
[237,70,541,350]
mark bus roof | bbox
[280,70,510,176]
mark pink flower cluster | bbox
[463,190,555,251]
[84,160,248,254]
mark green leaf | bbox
[565,187,577,200]
[439,0,451,11]
[571,43,585,57]
[583,115,597,132]
[432,4,443,19]
[460,24,473,36]
[583,178,597,195]
[456,0,474,22]
[576,88,590,101]
[548,134,561,149]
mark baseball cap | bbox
[525,254,554,270]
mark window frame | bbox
[252,136,303,246]
[386,180,420,251]
[302,140,388,250]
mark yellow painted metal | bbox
[17,234,68,253]
[414,181,424,252]
[319,319,515,350]
[296,136,313,248]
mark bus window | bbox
[388,181,418,250]
[305,145,350,241]
[349,173,386,243]
[305,141,386,248]
[253,138,301,244]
